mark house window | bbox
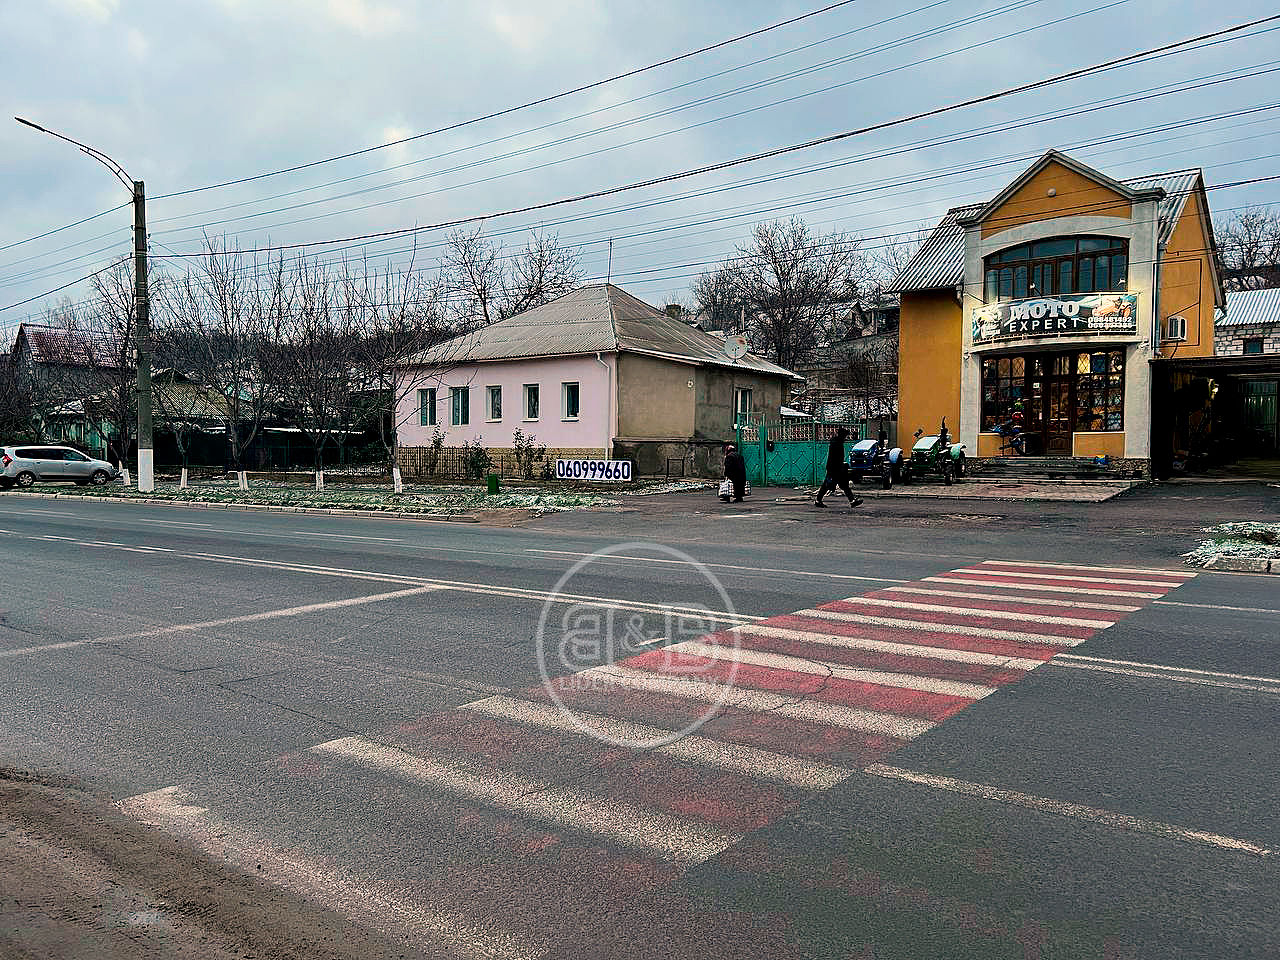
[524,383,540,420]
[734,387,753,422]
[984,236,1128,302]
[418,388,436,426]
[1244,338,1264,355]
[561,381,580,420]
[450,386,469,426]
[486,385,502,420]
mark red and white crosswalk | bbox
[121,558,1197,957]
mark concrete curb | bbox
[0,490,483,524]
[1202,555,1277,574]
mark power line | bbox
[0,255,130,314]
[148,14,1280,261]
[152,0,865,201]
[0,200,130,254]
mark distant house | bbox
[1217,288,1280,358]
[396,284,797,475]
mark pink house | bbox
[395,284,796,475]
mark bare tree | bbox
[81,262,140,462]
[1216,206,1280,291]
[692,218,874,370]
[0,337,36,442]
[346,248,453,483]
[441,228,583,327]
[160,238,284,472]
[265,256,360,471]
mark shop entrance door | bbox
[1041,355,1075,456]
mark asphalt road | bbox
[0,484,1277,959]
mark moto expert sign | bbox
[971,293,1138,344]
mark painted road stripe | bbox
[880,585,1143,613]
[947,568,1180,589]
[730,624,1045,671]
[119,786,540,960]
[524,548,905,585]
[977,559,1195,580]
[924,575,1163,599]
[863,764,1272,857]
[311,736,739,863]
[822,596,1114,628]
[663,641,998,700]
[578,666,937,740]
[96,586,442,642]
[1049,655,1280,694]
[765,613,1065,662]
[462,696,851,789]
[792,607,1084,646]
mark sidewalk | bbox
[774,478,1142,503]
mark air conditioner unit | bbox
[1164,316,1188,342]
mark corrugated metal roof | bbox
[408,284,797,378]
[1221,288,1280,327]
[892,166,1206,294]
[889,205,980,293]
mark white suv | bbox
[0,445,120,489]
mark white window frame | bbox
[734,387,753,422]
[523,383,540,421]
[486,385,502,421]
[418,387,436,426]
[450,386,469,426]
[561,381,580,421]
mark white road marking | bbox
[951,568,1180,588]
[1155,599,1280,616]
[461,696,852,789]
[96,586,442,642]
[667,640,997,700]
[1049,655,1280,693]
[0,640,93,659]
[730,624,1045,671]
[882,584,1143,612]
[311,736,740,863]
[132,518,214,528]
[579,665,936,740]
[924,575,1163,599]
[863,764,1273,857]
[119,786,541,960]
[977,559,1196,579]
[822,595,1114,628]
[793,607,1083,646]
[294,531,405,543]
[525,548,907,584]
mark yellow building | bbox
[894,150,1223,475]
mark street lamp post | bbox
[16,117,154,492]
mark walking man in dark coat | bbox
[723,443,747,502]
[816,427,862,508]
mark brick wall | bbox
[1214,324,1280,357]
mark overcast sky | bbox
[3,0,1278,337]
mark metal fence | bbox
[735,417,896,487]
[398,446,551,481]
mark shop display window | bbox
[981,349,1125,436]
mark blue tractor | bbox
[847,430,906,489]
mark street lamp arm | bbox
[15,116,133,191]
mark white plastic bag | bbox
[718,478,733,501]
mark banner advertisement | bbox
[972,293,1138,344]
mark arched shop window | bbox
[981,349,1125,435]
[984,236,1128,301]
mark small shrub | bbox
[462,437,492,479]
[511,428,548,480]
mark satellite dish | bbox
[724,334,749,361]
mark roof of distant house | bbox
[892,150,1208,294]
[1220,287,1280,327]
[13,322,123,367]
[405,284,797,378]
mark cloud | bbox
[125,27,149,60]
[54,0,120,21]
[380,124,415,166]
[325,0,402,35]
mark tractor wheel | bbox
[954,453,967,480]
[942,461,954,486]
[881,467,893,490]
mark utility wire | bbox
[148,14,1280,261]
[153,0,865,201]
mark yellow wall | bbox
[1073,432,1126,458]
[978,433,1008,457]
[898,289,962,438]
[1158,189,1216,359]
[982,160,1131,239]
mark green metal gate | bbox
[735,417,879,487]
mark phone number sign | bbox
[555,458,633,482]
